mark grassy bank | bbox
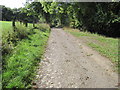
[1,21,50,88]
[63,27,119,70]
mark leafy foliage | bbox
[39,2,120,37]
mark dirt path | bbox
[35,28,118,88]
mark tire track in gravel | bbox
[34,28,118,88]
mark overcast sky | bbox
[0,0,27,8]
[0,0,117,9]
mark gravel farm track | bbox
[34,28,118,88]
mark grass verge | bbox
[1,21,50,88]
[63,27,119,71]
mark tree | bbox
[1,5,13,21]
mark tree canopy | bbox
[1,1,120,37]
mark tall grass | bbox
[1,21,50,88]
[2,22,34,55]
[3,29,49,88]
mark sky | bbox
[0,0,27,9]
[0,0,118,9]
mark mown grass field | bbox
[0,21,12,31]
[1,21,50,88]
[63,27,119,71]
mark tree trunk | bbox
[33,21,35,28]
[12,19,15,27]
[25,22,28,27]
[20,21,22,24]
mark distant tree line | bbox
[1,2,120,37]
[1,5,40,27]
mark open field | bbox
[0,21,12,31]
